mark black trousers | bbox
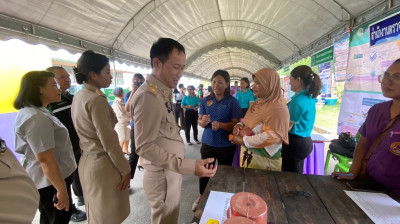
[129,127,140,179]
[241,108,249,118]
[199,143,236,194]
[184,110,199,142]
[71,150,83,198]
[281,133,313,174]
[38,174,73,224]
[173,103,185,129]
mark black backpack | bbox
[329,132,357,158]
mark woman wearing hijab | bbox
[231,68,289,170]
[282,65,322,173]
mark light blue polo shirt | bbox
[199,96,241,147]
[287,89,317,137]
[181,95,200,111]
[235,89,255,109]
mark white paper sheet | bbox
[344,191,400,224]
[199,191,234,224]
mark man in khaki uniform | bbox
[0,138,39,223]
[131,38,217,224]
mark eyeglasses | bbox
[378,73,400,83]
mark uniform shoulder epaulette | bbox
[96,89,106,97]
[146,82,158,95]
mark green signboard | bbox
[283,66,290,72]
[311,46,333,66]
[104,88,115,101]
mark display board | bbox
[337,10,400,134]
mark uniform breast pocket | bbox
[165,114,177,135]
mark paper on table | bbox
[345,191,400,224]
[199,191,234,224]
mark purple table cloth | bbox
[303,142,325,175]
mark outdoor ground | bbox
[315,104,341,134]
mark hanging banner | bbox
[311,46,333,67]
[370,11,400,46]
[318,62,331,97]
[337,9,400,135]
[333,33,350,82]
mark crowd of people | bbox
[2,37,399,224]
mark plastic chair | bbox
[324,150,353,174]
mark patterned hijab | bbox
[243,68,289,144]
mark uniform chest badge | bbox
[207,100,213,107]
[390,142,400,155]
[165,101,172,113]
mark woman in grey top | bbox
[14,71,77,224]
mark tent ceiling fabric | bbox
[0,0,384,79]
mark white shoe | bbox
[192,200,199,212]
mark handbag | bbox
[359,114,400,179]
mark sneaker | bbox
[77,196,85,206]
[188,142,193,145]
[195,140,201,144]
[71,208,87,222]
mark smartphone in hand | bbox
[52,193,58,204]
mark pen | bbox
[334,173,353,178]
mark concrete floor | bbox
[32,127,338,224]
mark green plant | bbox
[334,82,344,103]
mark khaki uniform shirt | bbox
[0,140,39,223]
[71,83,130,176]
[131,74,195,173]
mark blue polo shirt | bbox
[235,89,255,109]
[287,89,317,137]
[182,95,200,111]
[199,96,241,147]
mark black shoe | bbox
[77,196,85,206]
[70,208,87,222]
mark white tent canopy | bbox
[0,0,396,79]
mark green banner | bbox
[311,46,333,66]
[104,88,115,101]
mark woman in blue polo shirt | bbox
[282,65,322,173]
[236,77,255,118]
[192,70,241,211]
[181,85,200,145]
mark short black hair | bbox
[73,50,109,84]
[150,38,185,68]
[178,84,184,89]
[133,73,144,81]
[14,71,55,109]
[209,70,231,98]
[46,66,65,73]
[113,87,124,97]
[187,85,195,90]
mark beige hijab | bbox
[243,68,290,144]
